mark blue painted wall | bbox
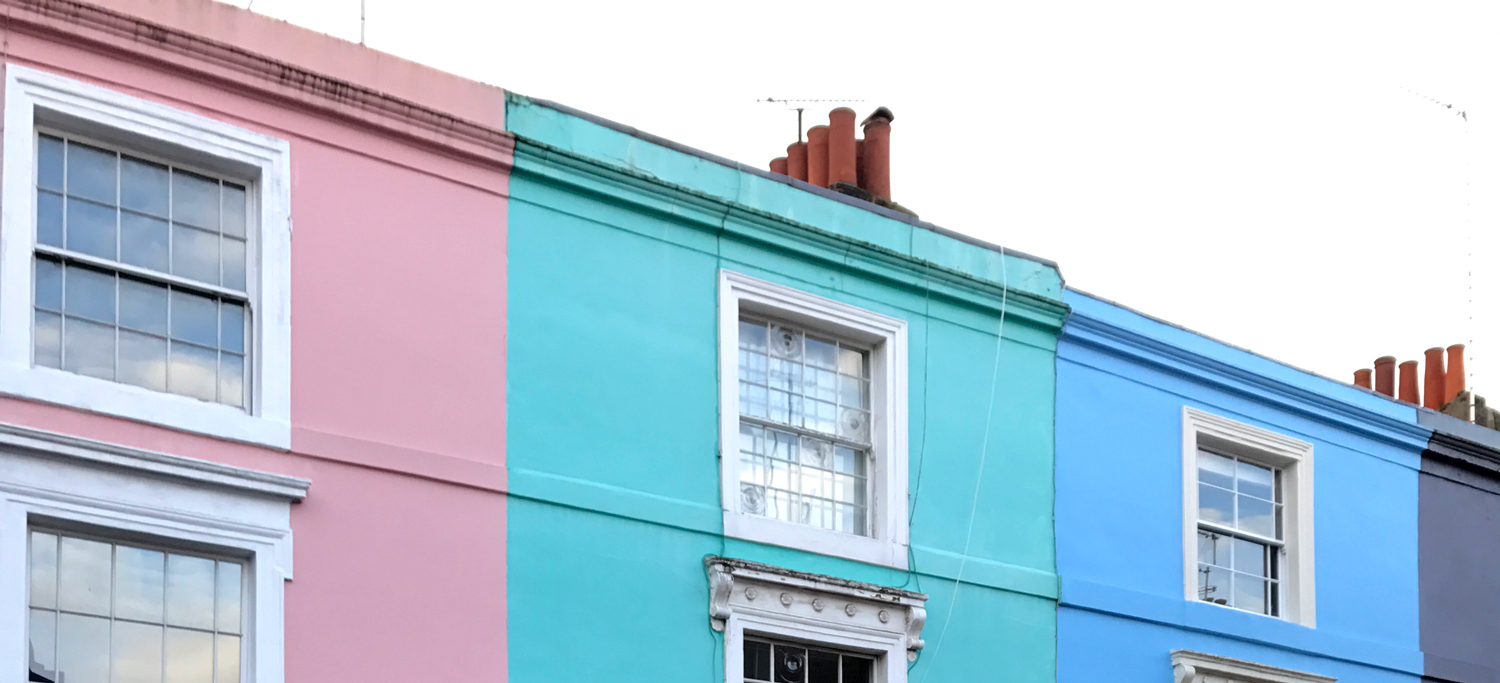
[1056,290,1427,682]
[505,95,1067,682]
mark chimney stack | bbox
[1424,347,1446,410]
[1446,344,1466,405]
[766,106,906,214]
[1374,356,1397,397]
[1354,368,1373,389]
[1399,361,1420,404]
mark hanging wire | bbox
[915,247,1011,682]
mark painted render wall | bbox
[505,94,1064,683]
[1056,290,1426,683]
[1415,411,1500,683]
[0,1,511,681]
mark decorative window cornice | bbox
[705,556,927,661]
[0,421,309,501]
[1172,650,1336,683]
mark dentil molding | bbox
[705,556,927,661]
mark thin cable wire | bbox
[908,262,936,525]
[916,248,1010,682]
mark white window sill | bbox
[724,512,908,570]
[0,362,290,449]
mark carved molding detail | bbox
[705,556,928,661]
[1171,650,1336,683]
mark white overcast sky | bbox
[241,0,1500,398]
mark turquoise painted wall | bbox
[505,94,1065,682]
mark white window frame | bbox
[1182,407,1315,626]
[1172,649,1337,683]
[0,64,292,448]
[0,420,308,683]
[707,557,925,683]
[718,270,909,570]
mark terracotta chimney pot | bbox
[1447,344,1467,405]
[1399,361,1420,404]
[861,107,893,200]
[787,142,808,182]
[1374,356,1396,397]
[828,108,858,186]
[1424,347,1445,409]
[807,126,830,188]
[1354,368,1373,389]
[770,157,788,175]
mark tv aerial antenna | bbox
[758,98,866,142]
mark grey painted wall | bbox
[1419,410,1500,683]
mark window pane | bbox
[739,320,766,351]
[120,212,170,272]
[807,649,839,683]
[113,621,164,683]
[740,348,767,385]
[66,198,118,260]
[220,303,245,354]
[216,562,242,634]
[768,324,802,361]
[57,613,110,683]
[35,311,62,369]
[171,225,219,285]
[68,142,117,204]
[30,609,57,680]
[119,278,169,335]
[1197,450,1235,489]
[1198,564,1229,606]
[841,655,873,683]
[66,266,116,323]
[165,555,215,630]
[1237,460,1275,501]
[222,238,246,291]
[219,354,244,409]
[1235,574,1268,615]
[805,336,837,369]
[774,644,806,683]
[837,407,869,443]
[1239,495,1277,538]
[120,156,170,217]
[58,537,112,616]
[38,134,65,191]
[30,532,58,608]
[1197,530,1229,568]
[115,546,166,623]
[743,640,771,681]
[838,375,867,408]
[1197,483,1233,526]
[838,346,864,377]
[64,318,116,381]
[35,258,62,311]
[1233,537,1267,577]
[172,171,219,231]
[168,343,218,402]
[216,635,241,683]
[37,190,64,246]
[169,290,218,346]
[164,628,213,683]
[221,184,247,238]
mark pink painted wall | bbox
[0,0,510,680]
